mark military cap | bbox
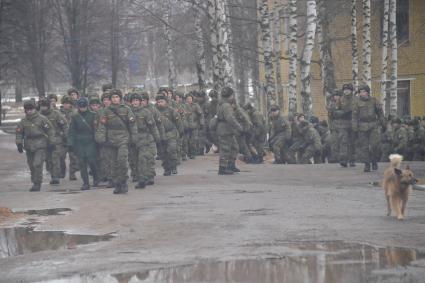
[155,94,167,101]
[391,117,402,124]
[358,84,370,94]
[23,100,36,110]
[77,97,88,107]
[101,91,111,101]
[110,89,123,99]
[67,88,79,96]
[342,83,354,91]
[47,94,58,101]
[270,105,280,112]
[130,93,142,101]
[89,96,101,105]
[209,89,219,98]
[140,91,150,100]
[61,95,73,104]
[39,98,50,107]
[309,116,319,124]
[174,91,184,98]
[220,86,234,98]
[102,83,113,92]
[158,87,168,94]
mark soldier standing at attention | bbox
[68,98,99,190]
[39,99,68,185]
[60,95,79,180]
[155,93,183,176]
[96,89,137,194]
[352,85,385,172]
[16,101,55,191]
[216,87,243,175]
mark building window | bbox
[385,80,410,117]
[380,0,409,45]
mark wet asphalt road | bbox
[1,133,425,282]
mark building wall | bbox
[259,0,425,119]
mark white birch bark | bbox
[273,1,283,107]
[362,0,372,91]
[288,0,298,114]
[389,0,398,116]
[259,0,276,107]
[165,0,176,89]
[300,0,317,117]
[380,0,390,110]
[220,0,234,88]
[194,0,206,90]
[351,0,359,91]
[207,0,221,90]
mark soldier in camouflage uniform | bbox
[268,105,293,164]
[352,85,385,172]
[96,89,137,194]
[184,92,205,159]
[142,92,165,185]
[130,93,160,188]
[288,113,306,163]
[331,84,356,167]
[403,119,416,161]
[216,87,243,175]
[244,103,267,163]
[412,118,425,161]
[68,88,80,107]
[317,119,332,163]
[233,103,254,164]
[174,92,187,162]
[16,101,55,191]
[60,96,79,180]
[155,94,183,176]
[390,118,408,156]
[380,115,393,162]
[39,99,68,185]
[296,121,323,164]
[47,94,58,110]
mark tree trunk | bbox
[300,0,317,117]
[362,0,372,90]
[351,0,359,91]
[219,0,234,88]
[389,0,398,116]
[194,0,206,91]
[259,0,276,108]
[110,0,119,88]
[380,0,390,110]
[317,0,336,106]
[207,0,221,90]
[165,0,176,89]
[288,0,298,115]
[273,1,283,108]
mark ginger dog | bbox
[382,154,417,220]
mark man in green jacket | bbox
[68,98,99,190]
[16,101,55,191]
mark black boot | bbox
[106,180,114,188]
[92,180,99,187]
[171,168,178,175]
[113,182,122,194]
[230,161,240,172]
[146,179,154,185]
[132,176,138,183]
[339,162,348,168]
[69,173,77,181]
[163,170,171,176]
[81,183,90,191]
[218,166,234,175]
[363,163,371,172]
[135,181,146,189]
[50,179,60,185]
[372,162,378,171]
[121,182,128,193]
[29,183,41,192]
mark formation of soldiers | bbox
[15,83,425,193]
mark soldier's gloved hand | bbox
[47,144,56,151]
[17,144,24,153]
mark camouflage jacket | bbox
[41,109,68,145]
[352,96,385,132]
[216,98,243,136]
[131,105,160,146]
[16,111,55,152]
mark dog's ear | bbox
[405,165,410,170]
[394,168,402,176]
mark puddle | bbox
[36,241,425,283]
[24,208,72,216]
[0,227,113,258]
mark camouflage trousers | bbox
[27,149,46,185]
[98,145,114,182]
[110,144,129,184]
[46,144,64,180]
[237,134,252,160]
[137,141,157,183]
[162,136,178,171]
[299,145,322,164]
[355,128,381,163]
[250,133,266,158]
[60,149,79,178]
[198,126,211,154]
[186,128,199,157]
[271,133,294,163]
[129,144,138,180]
[218,134,239,168]
[332,127,355,163]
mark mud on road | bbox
[1,134,425,282]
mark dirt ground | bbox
[1,133,425,282]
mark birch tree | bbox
[380,0,390,108]
[273,1,283,107]
[300,0,317,117]
[389,0,398,116]
[259,0,276,107]
[288,0,298,115]
[218,0,234,88]
[362,0,372,90]
[351,0,359,91]
[207,0,220,90]
[194,0,206,91]
[165,0,176,89]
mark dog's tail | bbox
[389,154,403,168]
